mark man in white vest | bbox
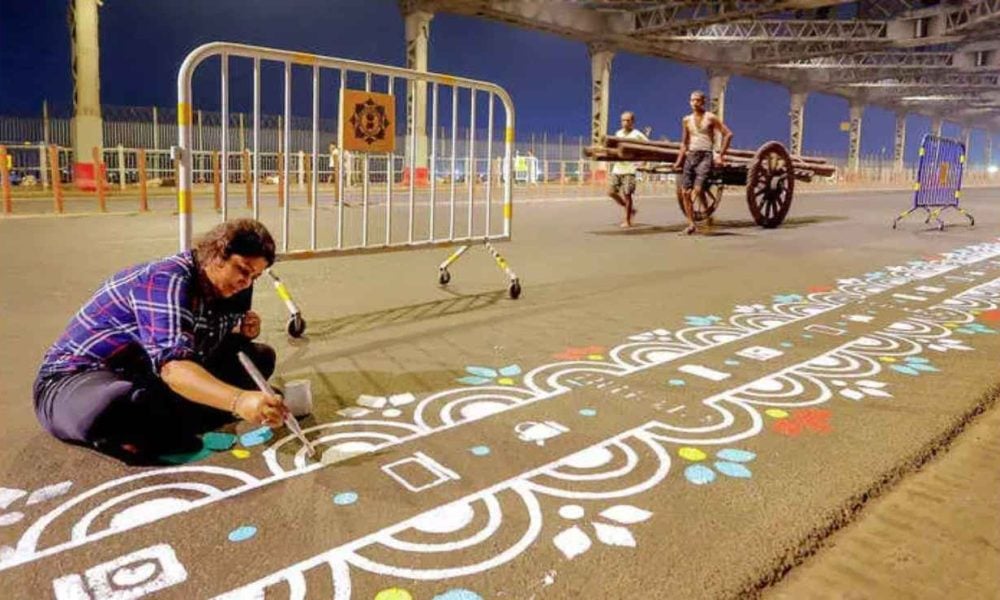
[607,111,648,228]
[673,90,733,235]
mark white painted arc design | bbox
[4,241,999,577]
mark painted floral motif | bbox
[684,315,722,327]
[954,323,996,335]
[627,329,673,342]
[806,285,834,294]
[553,346,606,361]
[773,294,805,304]
[337,393,417,419]
[456,365,522,386]
[926,338,973,352]
[677,447,756,485]
[771,408,832,437]
[830,379,893,401]
[552,504,652,560]
[889,356,939,376]
[733,303,768,314]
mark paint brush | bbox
[237,351,317,457]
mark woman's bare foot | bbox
[684,224,697,235]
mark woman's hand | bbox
[234,390,287,427]
[240,311,261,339]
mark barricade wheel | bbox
[746,141,794,228]
[509,280,522,300]
[287,315,307,338]
[439,269,451,285]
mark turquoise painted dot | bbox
[470,445,490,456]
[724,359,740,366]
[715,461,752,479]
[780,342,793,348]
[433,590,484,600]
[227,525,257,542]
[203,432,237,451]
[579,408,597,417]
[668,379,686,386]
[905,356,930,364]
[802,334,814,339]
[716,448,756,463]
[891,365,921,376]
[332,491,358,506]
[684,464,716,485]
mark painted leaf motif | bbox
[0,488,27,511]
[465,366,498,378]
[628,333,654,342]
[715,461,752,479]
[863,388,893,398]
[499,365,522,377]
[0,512,25,527]
[599,505,652,525]
[905,356,930,364]
[684,464,716,485]
[593,522,636,547]
[857,380,886,388]
[553,526,591,560]
[716,449,756,463]
[908,363,939,372]
[457,376,493,386]
[26,481,73,506]
[890,365,920,376]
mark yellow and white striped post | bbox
[176,74,195,249]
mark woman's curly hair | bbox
[193,219,276,267]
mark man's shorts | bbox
[681,151,713,190]
[609,173,636,197]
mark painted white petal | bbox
[857,380,887,388]
[553,526,591,560]
[864,389,894,398]
[0,488,26,510]
[599,505,652,525]
[0,512,24,527]
[357,395,387,409]
[388,393,416,407]
[26,481,72,506]
[336,407,371,418]
[927,344,948,352]
[593,522,636,547]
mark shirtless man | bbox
[673,90,733,235]
[608,111,648,227]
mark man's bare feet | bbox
[684,224,697,235]
[620,221,633,228]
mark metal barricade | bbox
[893,134,974,231]
[176,42,518,336]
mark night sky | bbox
[1,0,995,163]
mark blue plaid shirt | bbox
[38,251,251,380]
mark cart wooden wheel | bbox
[675,180,723,222]
[746,141,794,228]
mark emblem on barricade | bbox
[341,89,395,153]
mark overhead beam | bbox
[825,71,1000,86]
[765,51,954,69]
[944,0,1000,34]
[647,19,888,42]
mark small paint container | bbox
[283,379,313,417]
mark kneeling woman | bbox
[34,219,288,463]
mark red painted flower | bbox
[771,408,832,437]
[807,285,834,294]
[554,346,606,361]
[979,309,1000,323]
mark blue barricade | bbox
[893,134,974,230]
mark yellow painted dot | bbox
[587,354,604,360]
[765,409,789,419]
[971,310,981,315]
[945,323,959,328]
[879,356,897,363]
[374,589,413,600]
[678,447,706,461]
[497,378,515,386]
[231,449,251,459]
